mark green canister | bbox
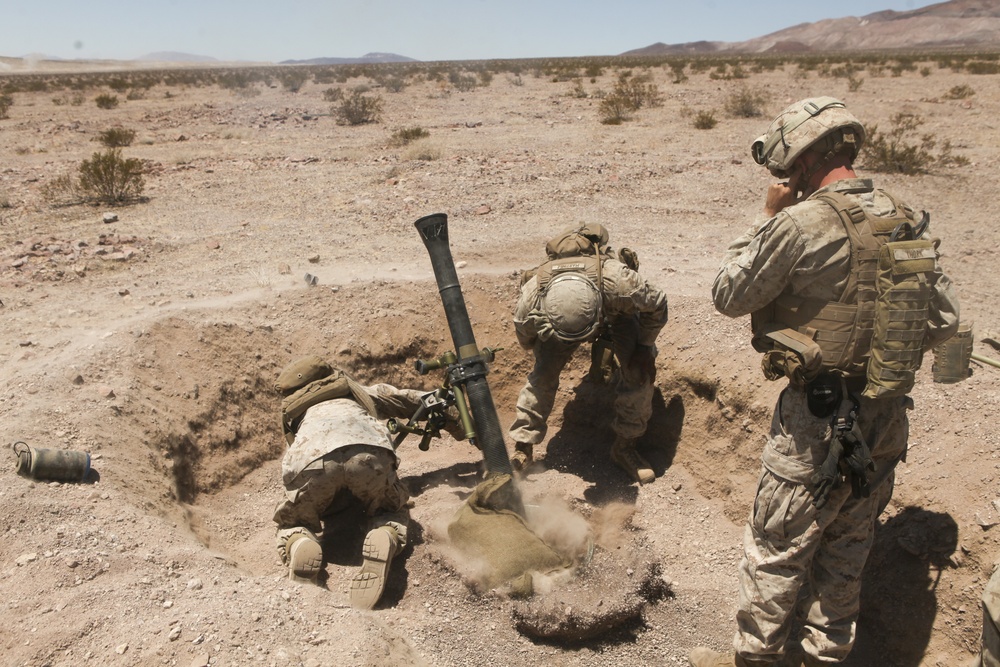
[13,442,91,482]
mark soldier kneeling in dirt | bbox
[272,356,443,609]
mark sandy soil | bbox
[1,59,999,667]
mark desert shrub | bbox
[335,90,383,125]
[234,86,261,99]
[943,84,975,99]
[95,94,119,109]
[77,148,145,203]
[403,142,441,161]
[70,94,85,106]
[125,89,145,101]
[0,93,12,119]
[98,127,136,147]
[724,87,767,118]
[693,111,717,130]
[389,126,430,146]
[322,87,343,102]
[848,76,865,92]
[449,71,479,92]
[669,61,688,84]
[382,77,407,93]
[966,61,1000,75]
[108,78,130,93]
[862,113,968,174]
[598,94,632,125]
[279,70,309,93]
[569,79,587,98]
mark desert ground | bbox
[1,56,999,667]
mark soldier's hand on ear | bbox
[764,167,804,217]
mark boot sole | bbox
[350,528,395,609]
[288,536,323,583]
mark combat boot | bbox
[510,442,533,472]
[688,648,770,667]
[610,436,655,485]
[286,531,323,584]
[350,525,401,610]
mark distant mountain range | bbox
[10,0,1000,66]
[279,52,417,65]
[623,0,1000,56]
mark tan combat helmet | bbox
[751,97,865,178]
[541,272,602,343]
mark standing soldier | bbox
[690,98,959,666]
[508,224,668,485]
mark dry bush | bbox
[693,111,718,130]
[94,94,119,109]
[335,90,383,125]
[724,87,767,118]
[862,113,969,174]
[389,127,430,147]
[943,84,975,99]
[98,127,136,148]
[44,149,145,205]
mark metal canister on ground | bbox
[932,321,973,383]
[13,441,91,482]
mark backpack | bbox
[276,358,378,445]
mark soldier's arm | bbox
[512,277,542,349]
[365,384,428,420]
[712,213,804,318]
[603,261,669,346]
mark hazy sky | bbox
[5,0,936,63]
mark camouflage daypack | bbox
[276,357,377,445]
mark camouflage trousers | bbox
[273,444,409,563]
[508,315,654,446]
[976,565,1000,667]
[734,385,908,664]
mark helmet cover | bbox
[541,273,602,343]
[751,97,865,178]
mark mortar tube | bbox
[414,213,516,482]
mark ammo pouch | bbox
[760,327,823,388]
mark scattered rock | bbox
[103,213,119,224]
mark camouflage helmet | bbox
[541,273,602,343]
[751,97,865,178]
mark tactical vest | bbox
[754,190,937,399]
[277,363,378,445]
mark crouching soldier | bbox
[272,356,435,610]
[508,223,668,484]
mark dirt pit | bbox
[2,60,999,666]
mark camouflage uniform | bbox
[509,257,668,446]
[712,178,959,663]
[274,383,426,564]
[977,565,1000,667]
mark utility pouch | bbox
[864,237,936,398]
[588,334,617,384]
[806,372,842,418]
[760,327,824,387]
[932,320,973,384]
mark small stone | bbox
[168,626,182,641]
[307,254,320,264]
[115,643,128,655]
[189,653,211,667]
[97,385,116,399]
[187,578,203,590]
[103,213,119,224]
[15,553,38,566]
